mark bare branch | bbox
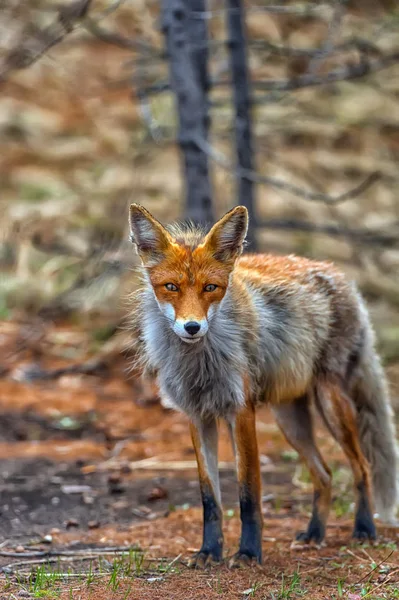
[194,135,381,205]
[0,0,93,81]
[248,37,382,58]
[191,3,332,18]
[306,0,346,75]
[252,51,399,92]
[84,19,164,57]
[134,36,382,58]
[259,218,399,248]
[137,49,399,99]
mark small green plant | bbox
[27,563,63,598]
[106,550,146,591]
[337,577,344,597]
[272,570,304,599]
[108,561,121,592]
[375,541,397,551]
[122,585,133,600]
[214,573,223,594]
[86,560,94,587]
[386,585,399,599]
[134,550,145,575]
[247,580,262,597]
[333,495,352,518]
[157,555,181,575]
[281,450,299,462]
[19,183,53,202]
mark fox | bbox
[128,203,398,567]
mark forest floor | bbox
[0,321,399,599]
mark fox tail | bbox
[354,327,398,523]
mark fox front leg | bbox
[189,418,223,568]
[228,401,263,566]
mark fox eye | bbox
[165,283,179,292]
[204,284,218,292]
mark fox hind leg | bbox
[272,394,332,544]
[315,379,376,541]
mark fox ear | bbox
[129,204,172,266]
[203,206,248,262]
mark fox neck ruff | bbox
[141,285,247,420]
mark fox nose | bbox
[184,321,201,336]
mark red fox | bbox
[128,203,398,567]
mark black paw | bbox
[352,520,376,542]
[295,519,325,544]
[188,548,222,569]
[229,550,262,568]
[235,519,262,567]
[295,531,323,544]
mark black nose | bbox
[184,321,201,336]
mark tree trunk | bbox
[162,0,214,225]
[226,0,257,250]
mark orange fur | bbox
[234,402,263,519]
[316,379,374,517]
[149,245,230,322]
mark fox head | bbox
[129,205,248,343]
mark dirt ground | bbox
[1,321,399,599]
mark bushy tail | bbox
[354,336,398,523]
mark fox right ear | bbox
[202,206,248,262]
[129,204,172,266]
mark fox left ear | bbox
[129,204,173,266]
[202,206,248,262]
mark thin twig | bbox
[165,553,182,569]
[248,37,382,58]
[194,135,380,204]
[345,549,364,563]
[85,20,164,57]
[360,547,375,563]
[191,3,329,18]
[258,218,399,248]
[362,567,399,598]
[0,545,142,559]
[253,51,399,92]
[354,548,395,585]
[0,551,48,559]
[2,556,101,571]
[306,0,346,75]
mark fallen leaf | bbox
[147,486,168,501]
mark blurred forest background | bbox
[1,1,399,596]
[0,0,399,364]
[1,0,399,381]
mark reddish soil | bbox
[0,321,399,599]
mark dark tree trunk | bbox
[226,0,257,250]
[162,0,214,225]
